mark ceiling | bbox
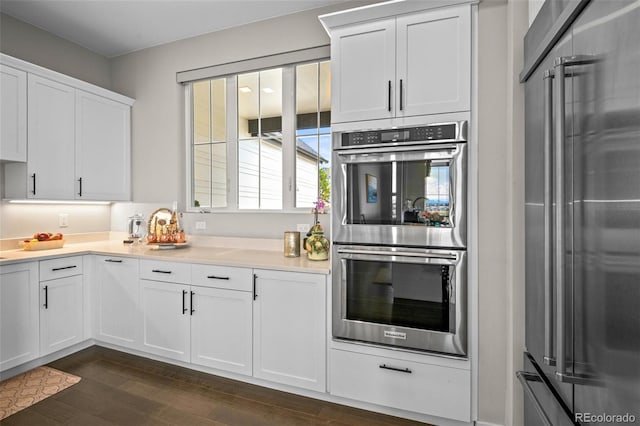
[0,0,350,58]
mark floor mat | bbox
[0,366,81,420]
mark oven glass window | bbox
[346,159,451,226]
[345,259,450,332]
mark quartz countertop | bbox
[0,239,330,274]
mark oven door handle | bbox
[337,248,458,261]
[335,143,460,158]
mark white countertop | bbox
[0,239,330,274]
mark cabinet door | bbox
[190,286,252,375]
[253,270,326,392]
[140,279,190,362]
[0,262,39,372]
[331,19,396,123]
[0,64,27,162]
[75,91,131,200]
[396,5,471,117]
[40,275,83,356]
[27,74,76,199]
[94,256,139,349]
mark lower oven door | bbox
[332,244,467,357]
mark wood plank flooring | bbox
[1,346,428,425]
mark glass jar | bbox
[305,224,329,261]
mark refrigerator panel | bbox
[524,29,574,409]
[519,353,575,426]
[571,0,640,419]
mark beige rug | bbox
[0,366,81,420]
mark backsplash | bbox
[110,202,331,240]
[0,201,331,241]
[0,201,111,239]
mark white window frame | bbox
[184,51,330,214]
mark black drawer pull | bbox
[43,285,48,309]
[182,290,188,314]
[51,265,77,272]
[379,364,412,374]
[105,259,123,263]
[207,275,229,280]
[190,291,195,315]
[152,269,172,274]
[32,173,36,195]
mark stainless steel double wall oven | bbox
[331,118,469,356]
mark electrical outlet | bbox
[297,223,309,233]
[195,221,207,230]
[59,213,69,228]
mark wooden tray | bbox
[20,239,65,251]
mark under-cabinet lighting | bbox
[239,86,252,93]
[5,199,111,205]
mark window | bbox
[192,78,226,208]
[295,62,331,208]
[187,60,330,211]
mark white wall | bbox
[0,13,111,88]
[476,0,527,424]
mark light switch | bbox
[195,221,207,230]
[59,213,69,228]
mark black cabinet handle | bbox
[31,173,36,195]
[399,79,403,111]
[51,265,77,272]
[152,269,172,274]
[379,364,412,374]
[387,80,392,112]
[253,274,258,300]
[182,290,188,314]
[207,275,229,280]
[78,177,83,197]
[43,285,48,309]
[190,291,195,315]
[105,259,123,263]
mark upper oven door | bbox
[332,142,467,248]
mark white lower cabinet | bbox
[330,348,471,422]
[253,269,326,392]
[140,278,191,362]
[139,260,253,375]
[93,256,139,349]
[190,286,252,375]
[39,257,84,356]
[0,262,39,372]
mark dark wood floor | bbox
[2,346,427,425]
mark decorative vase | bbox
[305,224,329,261]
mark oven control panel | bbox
[341,122,461,148]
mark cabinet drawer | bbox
[329,349,470,422]
[40,256,83,281]
[139,260,190,284]
[191,264,252,292]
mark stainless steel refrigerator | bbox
[519,0,640,424]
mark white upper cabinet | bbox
[396,6,471,117]
[0,65,27,162]
[1,53,134,201]
[76,91,131,200]
[327,4,471,123]
[331,19,396,122]
[27,74,77,200]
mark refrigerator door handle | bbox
[553,54,599,385]
[543,69,556,367]
[517,371,554,426]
